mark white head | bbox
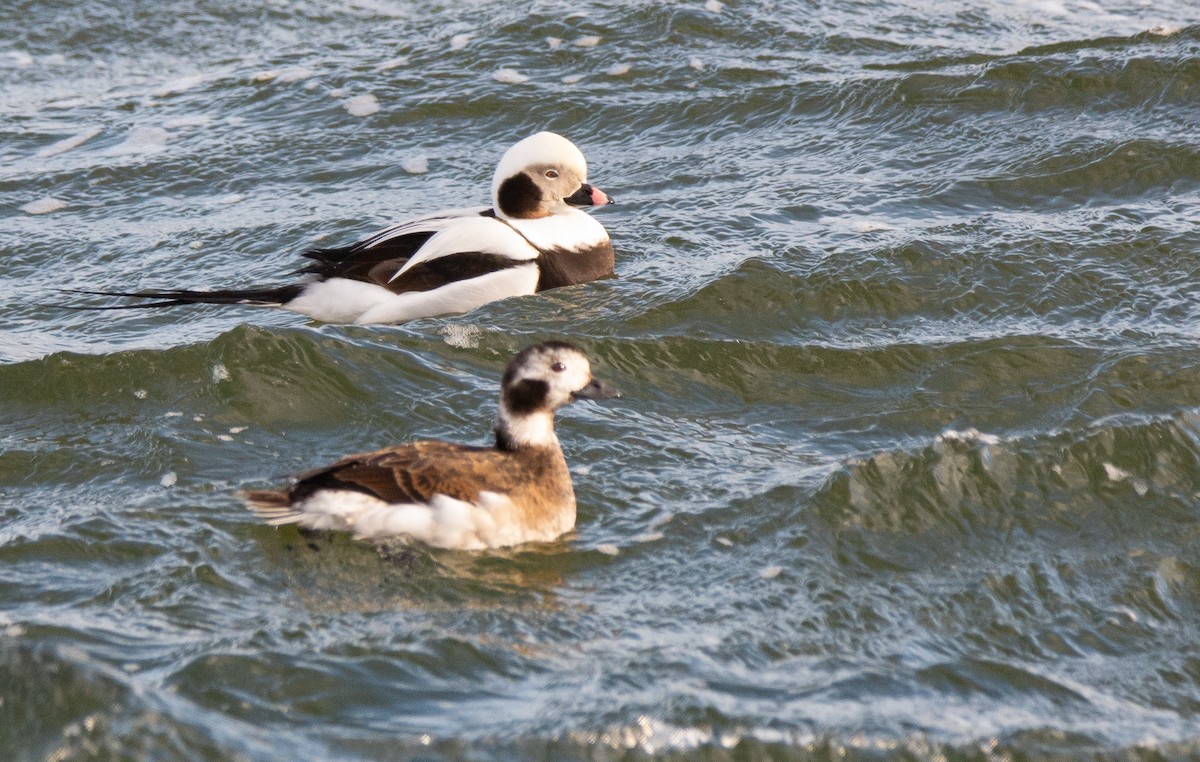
[490,132,613,220]
[495,341,619,450]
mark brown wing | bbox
[286,441,515,505]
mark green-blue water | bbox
[4,1,1200,759]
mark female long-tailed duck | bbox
[72,132,614,324]
[243,341,619,549]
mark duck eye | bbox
[544,169,559,180]
[551,361,566,372]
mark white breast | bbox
[505,208,609,252]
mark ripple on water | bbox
[5,0,1200,759]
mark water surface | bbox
[3,1,1200,759]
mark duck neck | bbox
[494,408,560,452]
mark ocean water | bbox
[4,0,1200,759]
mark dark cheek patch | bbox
[503,378,550,415]
[497,172,544,218]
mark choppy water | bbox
[4,1,1200,759]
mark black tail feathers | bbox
[57,285,305,311]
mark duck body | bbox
[243,341,619,550]
[286,202,613,324]
[246,440,576,549]
[70,132,614,325]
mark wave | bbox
[816,413,1200,557]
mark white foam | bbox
[938,428,1002,445]
[376,57,408,71]
[105,126,169,156]
[441,324,482,349]
[853,220,895,233]
[760,565,783,579]
[689,57,705,71]
[35,127,102,158]
[20,198,66,215]
[606,63,631,76]
[254,67,312,83]
[450,33,474,50]
[277,67,312,82]
[493,68,529,84]
[211,364,231,382]
[160,472,177,488]
[1147,24,1181,36]
[574,35,602,47]
[162,115,212,130]
[546,37,563,50]
[401,155,429,174]
[7,51,34,68]
[1103,462,1130,481]
[562,74,584,84]
[44,97,89,110]
[344,94,381,117]
[705,0,724,11]
[596,544,620,556]
[155,74,206,96]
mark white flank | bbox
[291,490,564,549]
[355,265,539,324]
[284,279,398,323]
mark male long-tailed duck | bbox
[72,132,614,324]
[243,341,619,549]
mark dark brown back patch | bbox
[386,252,527,293]
[497,173,543,218]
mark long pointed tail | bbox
[56,285,305,310]
[241,489,304,526]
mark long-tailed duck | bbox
[71,132,614,324]
[243,341,619,549]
